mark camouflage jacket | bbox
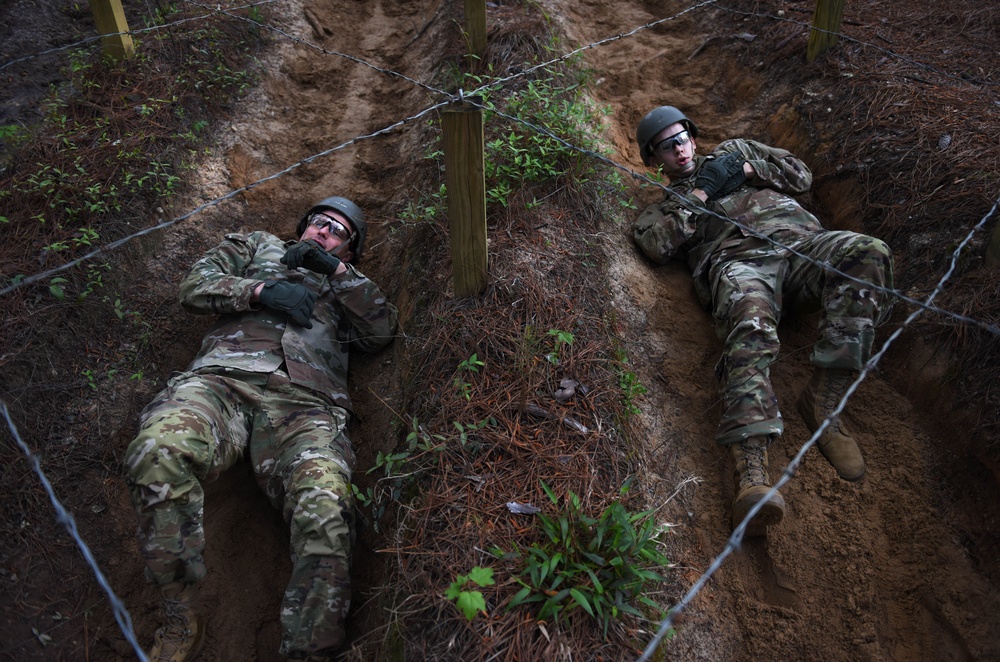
[633,138,824,306]
[178,231,398,413]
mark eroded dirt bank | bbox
[3,0,998,660]
[553,0,1000,660]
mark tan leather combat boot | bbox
[797,367,866,482]
[150,582,206,662]
[730,436,786,536]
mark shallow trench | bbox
[74,1,1000,660]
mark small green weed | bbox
[3,5,266,303]
[398,183,446,224]
[454,353,485,401]
[358,414,495,532]
[452,416,495,450]
[611,341,647,418]
[545,328,574,366]
[444,566,495,620]
[494,481,670,637]
[619,369,648,417]
[81,369,98,390]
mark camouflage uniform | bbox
[125,231,397,657]
[634,139,893,446]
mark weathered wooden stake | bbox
[88,0,135,60]
[442,99,488,297]
[464,0,487,58]
[806,0,845,63]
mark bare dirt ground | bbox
[3,0,1000,660]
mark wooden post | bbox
[88,0,135,61]
[464,0,487,59]
[442,99,488,297]
[806,0,845,63]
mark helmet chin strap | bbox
[329,242,353,263]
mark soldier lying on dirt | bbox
[632,106,894,536]
[124,196,398,661]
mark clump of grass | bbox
[495,481,670,638]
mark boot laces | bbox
[153,597,195,660]
[819,370,852,433]
[739,441,768,486]
[821,370,850,411]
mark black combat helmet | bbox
[297,196,368,261]
[635,106,699,166]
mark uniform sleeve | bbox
[178,233,266,314]
[715,138,813,195]
[632,194,701,264]
[329,265,399,354]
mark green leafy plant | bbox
[358,414,495,533]
[81,369,98,390]
[454,353,485,401]
[496,481,670,637]
[445,566,495,620]
[453,416,496,450]
[613,345,647,417]
[545,328,574,365]
[425,63,629,218]
[619,369,648,417]
[2,4,266,305]
[48,277,69,300]
[370,450,411,478]
[404,415,447,459]
[398,183,447,224]
[350,483,374,508]
[480,74,599,208]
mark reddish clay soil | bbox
[2,0,999,660]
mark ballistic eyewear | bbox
[654,130,691,153]
[309,214,356,244]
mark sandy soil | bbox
[556,2,1000,660]
[4,0,999,660]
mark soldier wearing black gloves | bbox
[694,151,749,201]
[125,196,397,661]
[632,106,894,536]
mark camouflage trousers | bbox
[709,230,894,445]
[124,368,355,657]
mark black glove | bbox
[258,280,317,328]
[281,240,342,275]
[695,152,747,200]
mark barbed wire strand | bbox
[464,0,994,104]
[468,0,719,99]
[715,2,999,88]
[0,0,279,73]
[5,82,994,339]
[2,0,989,106]
[0,98,452,298]
[636,193,999,662]
[181,0,452,100]
[2,3,999,655]
[1,401,150,662]
[5,0,995,332]
[474,99,1000,336]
